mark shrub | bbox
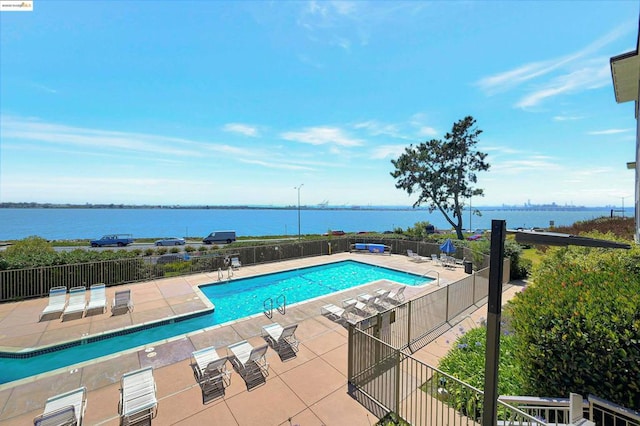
[144,248,155,256]
[169,247,180,254]
[436,326,524,396]
[156,247,168,255]
[508,239,640,408]
[184,245,196,253]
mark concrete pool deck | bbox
[0,253,517,425]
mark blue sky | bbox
[1,1,638,207]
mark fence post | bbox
[445,281,450,322]
[395,347,401,415]
[407,300,412,349]
[347,323,354,383]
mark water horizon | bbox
[0,207,633,241]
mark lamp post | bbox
[294,184,303,240]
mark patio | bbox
[0,252,500,425]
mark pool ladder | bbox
[264,294,286,319]
[217,267,234,281]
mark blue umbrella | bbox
[439,238,456,254]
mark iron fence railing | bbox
[355,260,509,353]
[0,237,491,302]
[348,326,544,426]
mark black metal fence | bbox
[0,237,486,302]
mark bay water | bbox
[0,207,632,241]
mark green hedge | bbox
[508,235,640,409]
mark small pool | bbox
[0,260,432,386]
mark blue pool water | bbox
[0,260,432,386]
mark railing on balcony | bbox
[348,326,543,426]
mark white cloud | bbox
[553,115,584,121]
[370,144,406,160]
[476,22,634,108]
[223,123,259,137]
[281,126,363,146]
[515,63,611,109]
[587,128,633,135]
[417,126,438,137]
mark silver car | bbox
[154,237,186,246]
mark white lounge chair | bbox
[376,286,406,304]
[407,249,428,262]
[320,303,362,324]
[119,367,157,426]
[231,257,241,269]
[112,289,133,315]
[358,291,390,310]
[39,286,68,321]
[342,296,376,316]
[191,346,231,389]
[33,386,87,426]
[86,283,106,315]
[228,340,269,389]
[62,286,87,321]
[262,323,299,357]
[431,254,442,266]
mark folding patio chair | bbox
[62,286,87,321]
[119,367,157,426]
[262,323,299,360]
[86,283,107,315]
[39,286,68,321]
[33,386,87,426]
[112,289,133,315]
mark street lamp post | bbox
[295,184,303,240]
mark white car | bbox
[154,237,186,246]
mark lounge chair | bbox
[39,286,68,321]
[62,286,87,321]
[431,254,442,266]
[358,291,390,310]
[228,341,269,389]
[33,386,87,426]
[112,289,133,315]
[376,285,406,304]
[119,367,157,426]
[262,323,299,359]
[231,257,241,269]
[342,296,376,316]
[320,303,362,324]
[407,249,428,262]
[86,283,106,315]
[191,346,231,388]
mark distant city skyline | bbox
[1,1,638,207]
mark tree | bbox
[390,116,489,240]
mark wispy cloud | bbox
[223,123,259,137]
[587,128,633,135]
[370,144,406,160]
[553,115,584,121]
[476,22,634,108]
[281,126,363,146]
[515,62,611,109]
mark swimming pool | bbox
[0,260,433,386]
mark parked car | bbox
[203,231,236,244]
[90,234,135,247]
[154,237,186,246]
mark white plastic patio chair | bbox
[119,367,157,426]
[33,386,87,426]
[86,283,106,315]
[231,257,242,269]
[62,286,87,321]
[112,289,133,315]
[262,323,299,355]
[39,286,68,321]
